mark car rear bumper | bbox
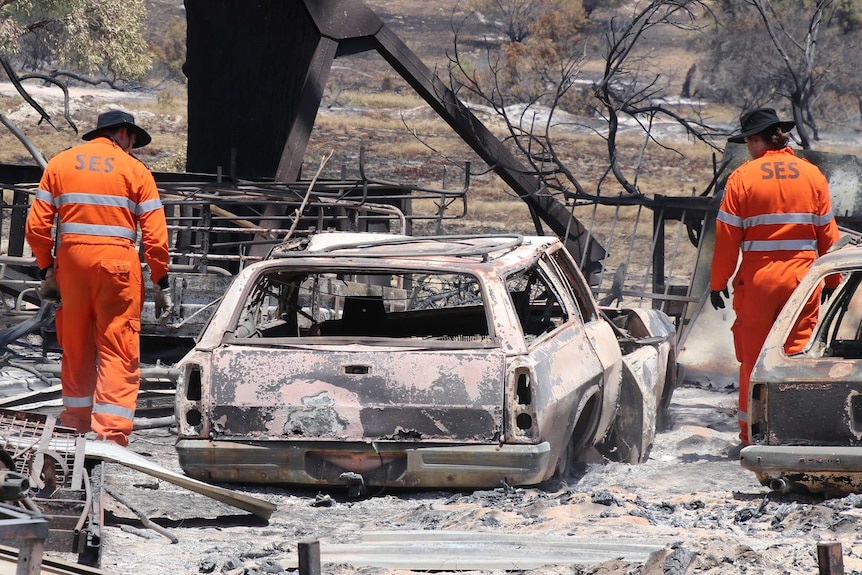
[740,444,862,494]
[740,445,862,473]
[176,439,552,488]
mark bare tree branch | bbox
[429,0,721,216]
[593,1,717,195]
[18,73,78,133]
[44,70,124,90]
[0,56,55,130]
[747,0,833,147]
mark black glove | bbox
[710,288,729,310]
[821,286,835,304]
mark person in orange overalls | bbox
[25,110,174,446]
[710,108,840,448]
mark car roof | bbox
[265,232,561,267]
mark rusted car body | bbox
[174,233,676,489]
[741,242,862,495]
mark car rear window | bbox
[231,269,491,341]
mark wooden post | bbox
[818,541,844,575]
[16,539,44,575]
[298,540,321,575]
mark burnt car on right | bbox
[740,240,862,495]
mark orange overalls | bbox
[710,147,839,445]
[25,137,169,446]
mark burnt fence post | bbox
[818,541,844,575]
[298,540,321,575]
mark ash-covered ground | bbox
[70,382,862,575]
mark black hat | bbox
[728,108,795,143]
[81,110,152,148]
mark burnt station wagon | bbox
[174,233,676,490]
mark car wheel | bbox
[553,395,601,481]
[553,431,577,480]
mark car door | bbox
[545,247,623,441]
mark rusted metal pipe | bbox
[34,364,179,382]
[103,485,178,544]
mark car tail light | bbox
[749,383,765,442]
[508,366,538,442]
[178,364,206,437]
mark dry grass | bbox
[314,74,722,212]
[331,90,424,110]
[308,90,722,239]
[0,86,189,171]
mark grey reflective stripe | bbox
[738,410,748,423]
[744,212,833,227]
[717,210,743,228]
[59,223,137,241]
[742,239,817,252]
[35,189,54,205]
[93,402,135,421]
[56,192,136,211]
[136,198,163,215]
[814,210,834,226]
[63,395,94,408]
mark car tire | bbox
[553,394,601,481]
[553,432,577,481]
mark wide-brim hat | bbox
[81,110,152,148]
[728,108,795,143]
